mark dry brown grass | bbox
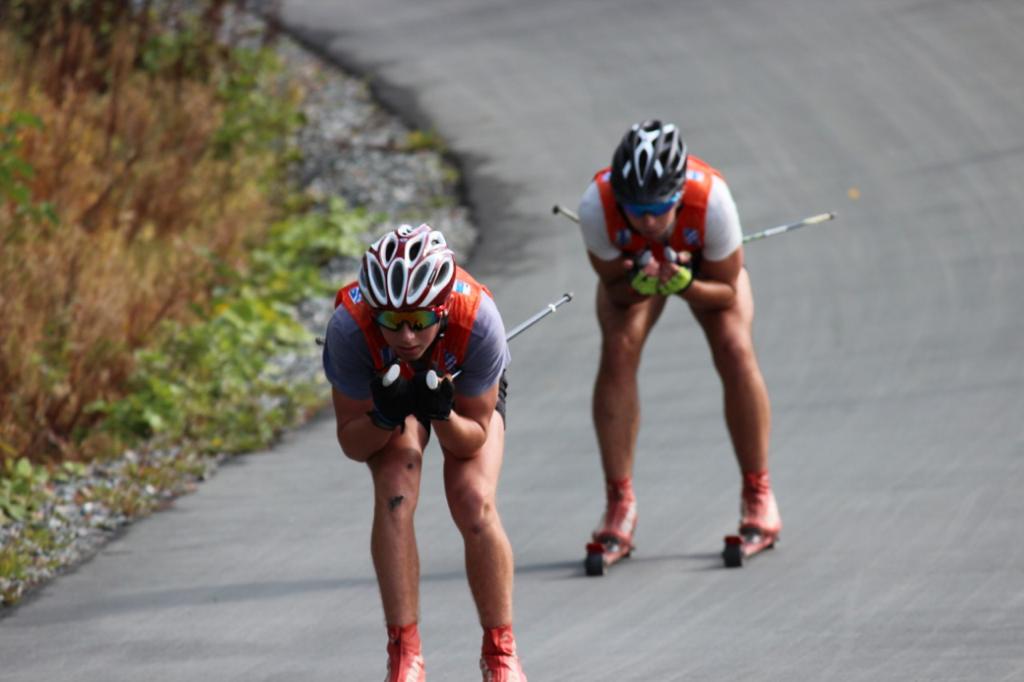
[0,6,288,463]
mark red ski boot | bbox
[585,478,637,576]
[479,625,527,682]
[385,623,426,682]
[723,471,781,567]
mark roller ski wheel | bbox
[585,536,633,576]
[722,527,777,568]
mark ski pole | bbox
[551,204,836,244]
[551,204,580,224]
[400,291,574,387]
[740,212,836,243]
[318,291,574,353]
[505,292,573,342]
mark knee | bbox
[711,334,758,379]
[372,449,421,518]
[600,330,644,371]
[448,484,497,537]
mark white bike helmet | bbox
[358,224,456,310]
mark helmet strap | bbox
[420,310,449,372]
[437,308,449,338]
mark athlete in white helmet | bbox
[577,120,781,572]
[323,224,527,680]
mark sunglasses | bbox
[373,307,444,331]
[622,191,682,218]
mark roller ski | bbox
[722,471,781,568]
[585,537,634,576]
[584,478,637,576]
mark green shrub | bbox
[0,457,50,524]
[92,198,376,454]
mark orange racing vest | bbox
[594,155,723,261]
[335,266,491,377]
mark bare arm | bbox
[331,387,397,462]
[433,381,500,459]
[587,252,649,307]
[679,247,744,311]
[587,239,744,311]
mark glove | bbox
[368,364,415,430]
[413,370,455,421]
[628,250,659,296]
[657,264,693,296]
[630,269,659,296]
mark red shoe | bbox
[740,471,781,536]
[480,626,527,682]
[591,478,637,547]
[385,624,426,682]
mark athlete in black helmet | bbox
[577,120,780,572]
[609,120,688,205]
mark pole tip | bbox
[552,205,561,215]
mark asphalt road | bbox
[4,1,1024,680]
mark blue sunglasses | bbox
[622,191,682,218]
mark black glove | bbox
[368,364,415,430]
[413,370,455,421]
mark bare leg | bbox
[366,418,429,625]
[443,415,513,627]
[691,269,771,473]
[592,282,667,481]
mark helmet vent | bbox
[388,259,408,307]
[435,260,452,288]
[424,259,455,307]
[380,233,399,266]
[367,259,388,306]
[408,259,432,303]
[407,232,425,262]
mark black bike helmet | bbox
[610,120,688,204]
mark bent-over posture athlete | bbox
[577,120,781,563]
[323,224,526,681]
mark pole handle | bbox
[382,363,401,388]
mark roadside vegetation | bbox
[0,0,374,604]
